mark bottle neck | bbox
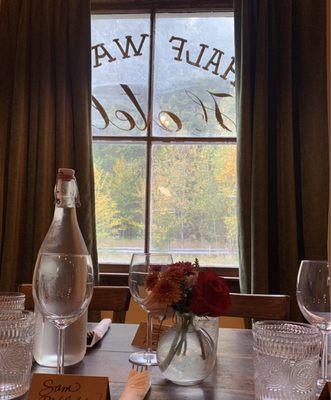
[53,207,79,225]
[55,177,80,209]
[38,175,88,255]
[52,176,80,229]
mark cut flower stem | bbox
[159,313,208,371]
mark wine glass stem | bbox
[57,327,65,374]
[147,311,153,354]
[321,330,329,381]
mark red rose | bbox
[189,269,231,317]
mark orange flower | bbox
[162,262,196,283]
[162,266,185,282]
[145,272,159,290]
[153,279,182,305]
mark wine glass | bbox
[296,260,331,385]
[33,253,94,373]
[129,253,173,366]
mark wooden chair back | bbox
[225,293,290,320]
[18,284,131,323]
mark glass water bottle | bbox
[33,168,92,367]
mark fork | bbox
[86,330,94,346]
[128,360,151,399]
[129,361,149,373]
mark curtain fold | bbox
[0,0,98,289]
[235,0,329,319]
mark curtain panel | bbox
[0,0,98,289]
[235,0,329,319]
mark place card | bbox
[28,373,111,400]
[131,322,171,350]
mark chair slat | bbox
[19,284,289,322]
[224,293,290,320]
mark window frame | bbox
[91,0,234,14]
[91,0,238,277]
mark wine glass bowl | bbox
[128,253,173,366]
[296,260,331,384]
[129,269,149,311]
[297,260,331,330]
[33,252,94,372]
[129,255,173,313]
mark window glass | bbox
[153,13,235,137]
[93,142,146,263]
[92,15,150,137]
[151,144,237,266]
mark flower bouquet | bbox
[144,259,231,385]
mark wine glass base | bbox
[129,351,158,366]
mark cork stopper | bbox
[57,168,75,181]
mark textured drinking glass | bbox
[0,292,25,311]
[0,310,35,399]
[253,321,321,400]
[129,253,173,366]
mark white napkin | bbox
[119,369,151,400]
[86,318,111,348]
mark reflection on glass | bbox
[151,144,238,266]
[91,15,150,136]
[93,143,146,263]
[153,13,235,137]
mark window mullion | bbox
[144,10,156,253]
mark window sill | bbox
[98,264,240,292]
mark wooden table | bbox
[23,324,255,399]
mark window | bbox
[91,6,237,269]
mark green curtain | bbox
[0,0,98,289]
[234,0,329,319]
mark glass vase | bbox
[156,313,218,386]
